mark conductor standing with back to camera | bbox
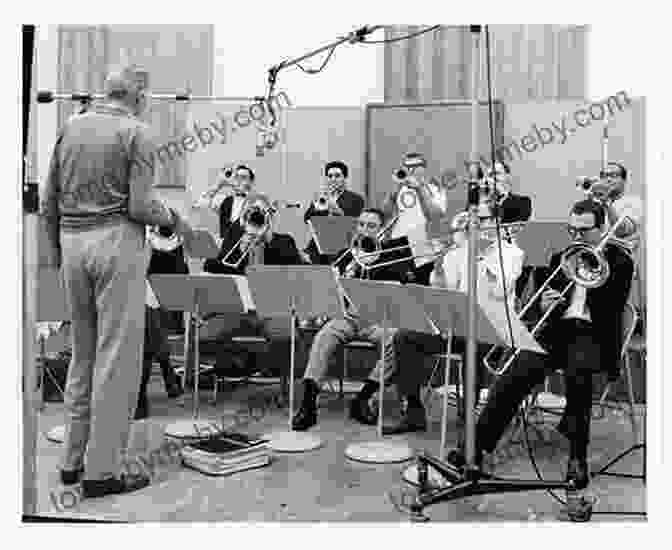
[40,64,193,499]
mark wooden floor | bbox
[34,374,647,523]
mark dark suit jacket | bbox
[203,223,303,276]
[218,195,247,239]
[537,244,634,378]
[303,189,365,264]
[499,193,532,224]
[333,236,414,283]
[147,246,189,276]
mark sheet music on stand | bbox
[149,274,255,317]
[184,228,220,259]
[246,265,344,320]
[308,216,358,255]
[338,279,434,333]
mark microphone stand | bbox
[398,25,573,523]
[264,25,383,100]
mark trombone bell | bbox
[560,243,610,289]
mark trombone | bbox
[350,221,528,272]
[483,212,633,376]
[219,197,274,269]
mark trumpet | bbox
[576,175,624,204]
[483,212,632,376]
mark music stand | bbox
[38,268,70,444]
[151,273,255,439]
[399,285,526,487]
[308,216,358,256]
[246,265,344,452]
[338,279,434,464]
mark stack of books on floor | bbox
[180,431,272,476]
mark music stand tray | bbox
[246,266,345,452]
[150,273,254,439]
[308,216,357,256]
[338,279,435,464]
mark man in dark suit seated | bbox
[303,160,365,264]
[202,193,303,378]
[437,200,633,503]
[292,208,415,431]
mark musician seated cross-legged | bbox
[441,199,634,496]
[382,210,526,435]
[292,207,415,431]
[201,193,304,378]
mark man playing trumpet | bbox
[292,208,414,431]
[303,161,365,264]
[382,152,448,285]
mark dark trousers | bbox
[413,262,434,286]
[477,319,600,462]
[138,308,181,409]
[394,331,492,404]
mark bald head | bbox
[104,65,149,112]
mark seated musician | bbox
[292,207,415,431]
[135,226,187,419]
[302,160,365,264]
[382,210,525,435]
[382,152,448,285]
[202,193,303,377]
[442,199,634,496]
[582,161,642,259]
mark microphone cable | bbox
[359,25,441,44]
[482,27,645,518]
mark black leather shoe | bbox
[166,383,183,399]
[382,407,427,435]
[134,402,149,421]
[349,398,377,426]
[82,473,150,499]
[60,467,84,485]
[292,403,317,431]
[566,458,590,490]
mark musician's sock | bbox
[358,380,379,401]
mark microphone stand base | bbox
[395,450,574,521]
[344,439,414,464]
[261,430,323,453]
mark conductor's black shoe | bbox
[349,398,378,426]
[59,467,84,486]
[82,473,151,499]
[382,406,427,435]
[292,403,317,431]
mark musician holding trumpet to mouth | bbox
[302,161,365,264]
[382,152,449,285]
